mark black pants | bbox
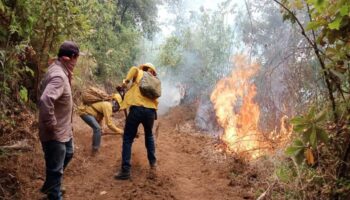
[121,106,156,171]
[41,139,73,200]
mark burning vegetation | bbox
[211,55,291,158]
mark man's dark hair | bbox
[57,41,79,58]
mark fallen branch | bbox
[257,181,276,200]
[101,132,122,136]
[0,140,32,151]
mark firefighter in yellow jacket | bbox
[115,63,159,180]
[78,94,123,154]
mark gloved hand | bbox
[115,127,123,135]
[122,79,130,87]
[116,85,124,92]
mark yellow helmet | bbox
[139,63,156,73]
[111,93,123,105]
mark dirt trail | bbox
[29,106,249,200]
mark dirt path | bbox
[30,106,249,200]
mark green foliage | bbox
[157,5,234,98]
[282,0,350,102]
[81,0,142,83]
[19,86,28,103]
[117,0,161,39]
[275,164,295,183]
[0,0,163,104]
[158,36,182,68]
[286,107,329,164]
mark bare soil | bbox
[2,105,258,200]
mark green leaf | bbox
[310,126,317,148]
[302,127,313,143]
[306,106,316,121]
[306,21,322,31]
[293,124,308,133]
[309,0,327,12]
[314,110,326,123]
[293,139,304,147]
[0,1,4,12]
[339,5,349,17]
[25,66,35,77]
[316,0,324,6]
[328,16,342,30]
[285,145,304,156]
[290,116,306,125]
[316,127,329,143]
[295,149,305,165]
[19,86,28,103]
[325,47,338,57]
[275,166,293,182]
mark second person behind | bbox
[78,93,123,155]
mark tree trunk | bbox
[120,4,129,24]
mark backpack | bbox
[139,70,161,99]
[81,86,111,105]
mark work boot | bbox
[148,163,157,180]
[91,148,99,157]
[61,186,66,195]
[150,163,157,170]
[40,184,66,195]
[114,170,130,180]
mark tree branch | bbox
[273,0,338,122]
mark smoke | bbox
[195,96,222,136]
[157,78,183,115]
[157,51,203,115]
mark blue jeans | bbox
[80,114,101,150]
[41,139,74,200]
[121,106,156,172]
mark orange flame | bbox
[211,55,284,158]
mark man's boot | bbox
[114,169,130,180]
[148,163,157,179]
[91,148,99,157]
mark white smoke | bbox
[157,79,184,115]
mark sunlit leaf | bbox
[306,21,322,31]
[309,0,327,12]
[0,1,4,12]
[339,5,349,17]
[19,86,28,103]
[328,16,342,30]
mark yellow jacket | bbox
[78,101,123,134]
[121,66,158,110]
